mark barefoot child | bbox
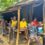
[27,22,41,45]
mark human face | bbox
[22,18,25,22]
[13,16,16,20]
[34,18,37,21]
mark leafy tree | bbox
[0,0,18,12]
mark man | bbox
[20,18,28,39]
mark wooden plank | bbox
[16,6,20,45]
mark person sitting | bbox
[20,18,28,39]
[27,21,41,45]
[11,16,17,30]
[2,20,8,36]
[37,21,43,36]
[31,18,38,27]
[9,16,17,40]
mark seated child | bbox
[37,21,43,36]
[11,16,17,30]
[20,18,28,39]
[28,22,41,45]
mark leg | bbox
[13,27,16,40]
[27,35,34,45]
[35,36,41,45]
[24,28,28,40]
[27,38,31,45]
[8,27,11,43]
[43,36,45,45]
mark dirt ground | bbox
[0,34,43,45]
[0,34,28,45]
[0,26,43,45]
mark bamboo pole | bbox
[43,1,45,45]
[43,1,45,34]
[16,6,20,45]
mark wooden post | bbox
[43,1,45,45]
[24,6,26,18]
[29,3,33,22]
[43,1,45,34]
[16,6,20,45]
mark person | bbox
[37,21,43,36]
[27,22,41,45]
[10,16,17,40]
[31,18,38,27]
[2,19,5,36]
[20,18,28,39]
[2,20,8,36]
[37,21,43,45]
[11,16,17,29]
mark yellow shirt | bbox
[20,21,27,28]
[11,20,17,27]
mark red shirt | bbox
[31,21,38,26]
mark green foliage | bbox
[0,0,18,12]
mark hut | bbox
[0,0,45,45]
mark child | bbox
[2,20,8,36]
[37,21,43,36]
[27,22,41,45]
[20,18,28,39]
[37,21,43,45]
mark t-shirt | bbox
[28,24,37,36]
[37,27,43,34]
[11,20,17,27]
[20,21,27,28]
[31,21,38,26]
